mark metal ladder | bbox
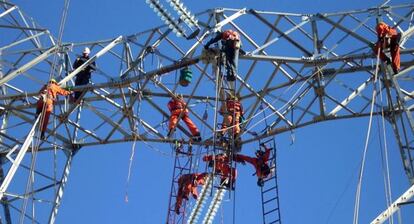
[166,141,193,224]
[259,138,282,224]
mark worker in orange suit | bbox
[175,173,208,214]
[204,29,246,81]
[167,94,201,141]
[36,79,72,139]
[374,22,401,74]
[203,153,237,189]
[221,94,244,138]
[235,144,272,187]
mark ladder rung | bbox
[175,167,191,171]
[264,177,275,183]
[263,196,277,204]
[264,207,279,216]
[263,186,277,194]
[267,218,281,224]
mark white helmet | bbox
[83,47,90,54]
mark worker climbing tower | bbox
[166,140,194,223]
[259,138,281,224]
[1,1,414,223]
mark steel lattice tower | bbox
[0,2,414,223]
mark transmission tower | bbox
[0,1,414,223]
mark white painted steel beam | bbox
[371,184,414,224]
[0,116,39,199]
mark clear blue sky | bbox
[10,0,414,223]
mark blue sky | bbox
[9,0,414,223]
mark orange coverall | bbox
[168,98,200,136]
[222,98,244,136]
[374,22,401,73]
[36,82,71,137]
[235,146,271,186]
[175,173,208,214]
[203,154,237,186]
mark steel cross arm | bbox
[249,9,313,56]
[236,75,294,127]
[241,48,414,64]
[6,52,414,102]
[0,45,61,86]
[316,13,372,46]
[371,183,414,224]
[71,134,218,148]
[249,19,309,56]
[318,59,414,76]
[242,110,392,144]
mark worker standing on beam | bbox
[235,143,271,187]
[221,93,244,139]
[175,173,208,214]
[167,94,201,141]
[204,29,246,81]
[72,47,96,101]
[374,22,401,74]
[203,153,237,189]
[36,79,72,140]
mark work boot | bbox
[40,132,46,140]
[226,74,236,81]
[257,178,264,187]
[192,133,202,142]
[392,66,399,74]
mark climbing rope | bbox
[125,137,138,203]
[353,43,382,224]
[376,62,394,224]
